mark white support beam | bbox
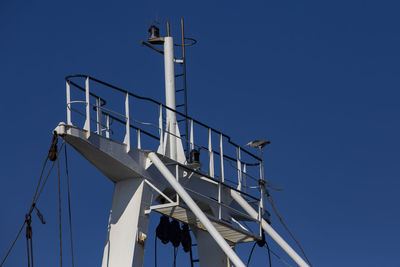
[230,190,309,267]
[101,179,152,267]
[83,77,90,136]
[208,128,214,178]
[147,152,245,267]
[123,93,130,152]
[66,81,72,125]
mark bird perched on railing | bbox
[245,139,270,153]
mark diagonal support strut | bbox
[147,152,245,267]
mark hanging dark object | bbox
[181,224,192,253]
[48,134,58,161]
[257,231,266,247]
[169,220,182,248]
[156,215,171,244]
[188,149,200,164]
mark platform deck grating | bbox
[152,204,259,244]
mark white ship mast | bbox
[54,19,309,267]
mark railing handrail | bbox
[65,74,262,164]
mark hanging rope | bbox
[246,242,257,267]
[25,214,33,267]
[265,240,272,267]
[154,235,158,267]
[57,157,63,267]
[0,135,63,267]
[64,145,75,267]
[266,193,312,266]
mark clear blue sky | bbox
[1,0,399,266]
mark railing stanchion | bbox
[106,114,110,138]
[159,105,164,155]
[123,92,130,152]
[237,147,242,190]
[219,134,224,181]
[259,159,265,237]
[176,164,180,204]
[83,77,91,136]
[137,129,141,149]
[96,97,102,135]
[208,128,214,178]
[190,119,194,150]
[218,133,224,219]
[66,81,72,125]
[243,163,247,193]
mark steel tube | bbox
[230,190,309,267]
[148,152,245,267]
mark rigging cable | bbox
[64,145,75,267]
[266,193,312,266]
[57,156,63,267]
[246,242,257,267]
[265,239,272,267]
[0,140,59,267]
[154,235,157,267]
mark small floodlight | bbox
[148,25,160,40]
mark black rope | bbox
[57,157,63,267]
[266,194,312,266]
[246,242,257,267]
[173,247,178,267]
[0,138,61,267]
[35,141,66,202]
[154,235,157,267]
[265,241,272,267]
[64,146,75,267]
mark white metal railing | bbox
[65,75,267,222]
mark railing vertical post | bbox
[176,164,179,204]
[208,128,214,178]
[218,133,224,219]
[243,163,247,193]
[96,97,102,135]
[123,93,130,152]
[137,129,141,149]
[66,81,72,125]
[259,160,265,237]
[219,134,224,181]
[83,77,91,137]
[159,105,164,155]
[105,114,110,138]
[190,119,194,150]
[237,147,242,190]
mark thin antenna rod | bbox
[181,17,189,159]
[167,21,170,37]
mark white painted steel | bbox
[190,119,194,150]
[101,179,152,267]
[148,152,246,267]
[237,147,242,190]
[96,98,102,135]
[83,77,90,136]
[66,81,72,125]
[164,37,177,161]
[243,164,247,193]
[157,107,164,155]
[123,93,130,152]
[192,228,229,267]
[144,179,173,203]
[219,134,224,181]
[230,190,309,267]
[137,129,141,149]
[106,114,110,138]
[208,128,214,177]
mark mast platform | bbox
[149,203,259,243]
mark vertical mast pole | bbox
[164,28,177,160]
